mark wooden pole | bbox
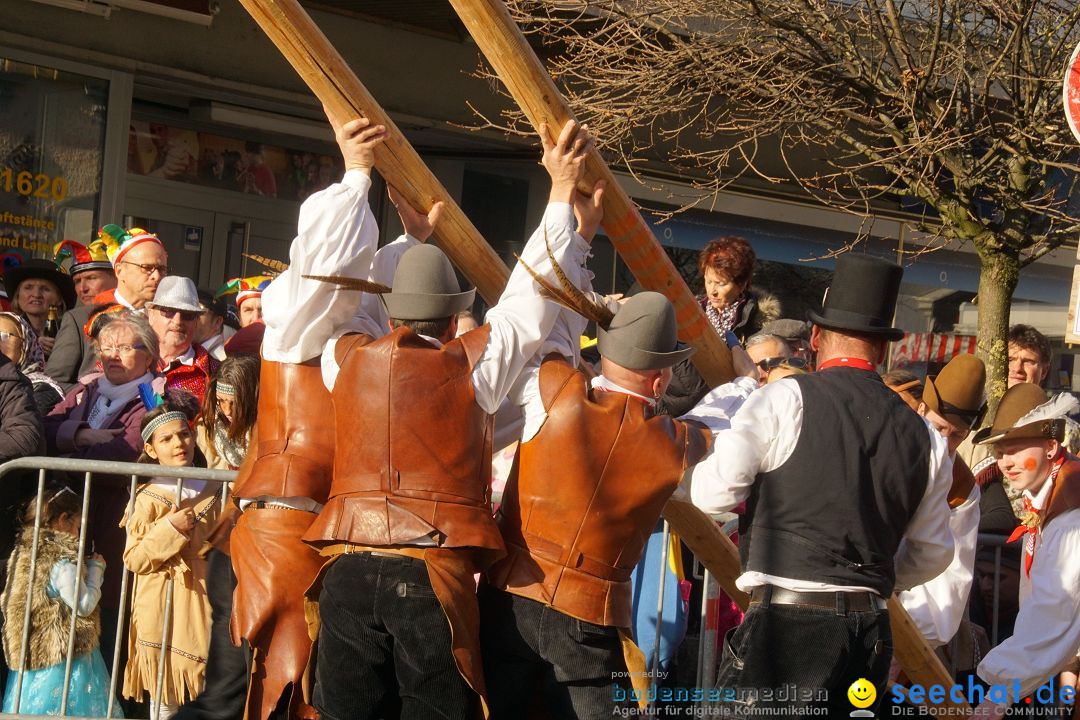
[238,0,744,606]
[444,0,967,708]
[236,0,509,305]
[445,0,734,386]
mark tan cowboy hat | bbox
[973,382,1078,445]
[922,354,986,430]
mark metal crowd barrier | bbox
[0,457,1022,718]
[0,457,235,720]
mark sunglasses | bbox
[756,356,808,372]
[156,308,201,322]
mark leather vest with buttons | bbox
[486,357,712,628]
[232,357,336,504]
[302,326,504,559]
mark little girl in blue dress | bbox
[1,485,122,716]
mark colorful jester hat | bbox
[53,239,113,276]
[216,275,274,307]
[95,224,164,267]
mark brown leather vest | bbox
[302,326,504,557]
[487,358,712,628]
[231,357,335,504]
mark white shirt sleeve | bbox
[321,233,420,391]
[686,377,803,514]
[49,558,104,617]
[977,508,1080,699]
[893,425,956,592]
[472,202,590,415]
[896,485,981,645]
[679,376,759,432]
[262,170,379,364]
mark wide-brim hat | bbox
[807,254,904,341]
[3,259,76,309]
[973,382,1077,445]
[597,292,695,370]
[923,354,986,430]
[382,244,475,321]
[147,276,202,313]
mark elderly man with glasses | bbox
[47,228,169,390]
[147,276,219,407]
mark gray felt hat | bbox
[382,244,475,321]
[597,292,695,370]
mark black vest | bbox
[740,367,931,596]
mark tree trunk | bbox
[975,248,1020,414]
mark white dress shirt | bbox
[262,170,380,365]
[978,483,1080,700]
[685,374,955,594]
[897,485,981,646]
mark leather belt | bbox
[249,500,312,512]
[319,543,429,562]
[750,586,887,613]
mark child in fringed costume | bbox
[121,393,221,719]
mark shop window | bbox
[128,119,342,202]
[0,57,109,260]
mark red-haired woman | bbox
[697,236,779,343]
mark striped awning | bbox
[892,333,977,367]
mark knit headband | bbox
[141,411,188,443]
[215,382,236,397]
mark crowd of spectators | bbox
[0,231,266,717]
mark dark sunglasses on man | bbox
[755,356,808,373]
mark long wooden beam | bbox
[237,0,509,305]
[443,0,968,709]
[238,0,744,606]
[445,0,733,386]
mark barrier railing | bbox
[0,457,1022,718]
[0,457,235,719]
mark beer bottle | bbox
[43,306,60,338]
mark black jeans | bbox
[478,584,633,720]
[313,553,476,720]
[175,549,251,720]
[714,592,892,716]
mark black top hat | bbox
[4,259,77,310]
[806,254,904,341]
[382,245,475,321]
[597,292,696,370]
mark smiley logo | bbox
[847,678,876,709]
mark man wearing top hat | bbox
[892,355,987,666]
[261,117,599,719]
[687,254,954,715]
[964,383,1080,716]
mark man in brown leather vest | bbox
[480,292,714,719]
[216,112,391,720]
[260,120,599,720]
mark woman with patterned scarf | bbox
[0,311,66,414]
[697,236,779,344]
